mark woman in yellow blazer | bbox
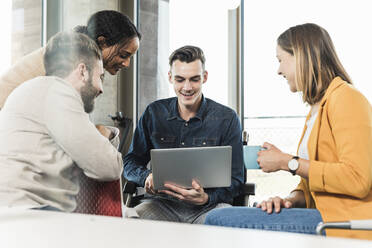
[205,23,372,240]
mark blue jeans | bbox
[205,207,323,235]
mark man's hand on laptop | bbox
[145,173,157,195]
[160,180,209,205]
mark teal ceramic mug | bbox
[243,145,264,169]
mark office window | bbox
[168,0,233,105]
[0,0,42,73]
[243,0,372,204]
[137,0,239,117]
[0,1,11,75]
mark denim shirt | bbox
[123,96,244,205]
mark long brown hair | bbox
[277,23,352,105]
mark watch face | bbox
[288,159,299,170]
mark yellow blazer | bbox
[295,77,372,240]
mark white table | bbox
[0,209,371,248]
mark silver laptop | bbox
[151,146,232,190]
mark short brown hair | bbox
[169,45,206,70]
[44,31,102,78]
[278,23,352,105]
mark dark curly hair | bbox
[74,10,141,64]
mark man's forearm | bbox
[96,125,120,149]
[123,158,151,186]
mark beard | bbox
[80,77,99,113]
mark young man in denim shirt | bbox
[123,45,244,223]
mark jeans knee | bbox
[204,209,221,225]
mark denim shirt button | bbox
[181,142,185,146]
[184,123,188,127]
[160,137,164,141]
[202,142,206,145]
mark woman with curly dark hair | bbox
[0,10,141,108]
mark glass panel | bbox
[137,0,239,118]
[10,0,42,64]
[168,0,230,104]
[0,0,12,75]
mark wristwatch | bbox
[288,156,299,175]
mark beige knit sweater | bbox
[0,76,123,211]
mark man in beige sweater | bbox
[0,31,123,212]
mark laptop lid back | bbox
[151,146,231,190]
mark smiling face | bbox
[169,59,208,112]
[80,59,105,113]
[101,36,140,75]
[276,44,297,92]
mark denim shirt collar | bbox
[167,95,207,121]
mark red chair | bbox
[73,112,132,217]
[74,172,123,217]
